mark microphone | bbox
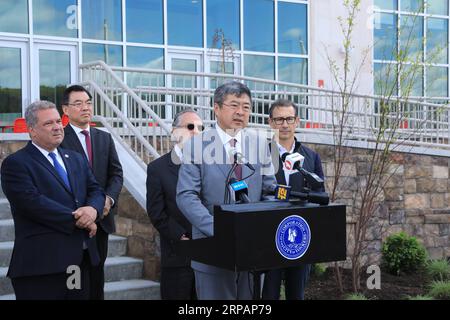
[228,148,255,171]
[229,178,251,203]
[267,184,329,205]
[281,152,324,189]
[281,152,305,171]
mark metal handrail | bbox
[80,61,450,163]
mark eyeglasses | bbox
[179,123,205,131]
[222,103,251,113]
[68,100,93,108]
[271,116,297,125]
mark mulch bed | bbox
[304,267,429,300]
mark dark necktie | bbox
[229,138,242,180]
[81,130,93,167]
[48,152,71,191]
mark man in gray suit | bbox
[176,81,276,300]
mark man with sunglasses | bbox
[146,109,204,300]
[176,81,276,300]
[263,99,324,300]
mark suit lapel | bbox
[64,125,87,160]
[90,127,100,169]
[168,149,180,176]
[26,143,73,194]
[206,128,232,179]
[58,147,77,195]
[269,141,287,185]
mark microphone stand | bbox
[224,162,238,204]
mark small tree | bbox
[325,0,446,292]
[210,29,235,74]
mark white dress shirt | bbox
[69,123,91,160]
[215,124,242,163]
[32,142,68,173]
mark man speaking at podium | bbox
[263,99,325,300]
[176,81,276,300]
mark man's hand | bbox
[73,206,97,229]
[103,196,112,218]
[86,222,97,238]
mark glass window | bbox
[167,0,203,47]
[427,18,448,64]
[400,15,423,62]
[82,43,123,66]
[278,57,307,84]
[0,47,22,127]
[127,47,164,69]
[39,50,71,108]
[207,0,240,50]
[427,0,448,15]
[401,0,424,12]
[244,54,274,80]
[374,0,397,10]
[427,66,448,97]
[0,0,28,34]
[278,2,307,54]
[374,13,397,61]
[374,63,398,96]
[126,0,163,44]
[210,61,234,74]
[82,0,122,41]
[127,47,163,87]
[33,0,77,37]
[400,64,423,96]
[244,0,274,52]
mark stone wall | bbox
[115,188,160,280]
[309,143,450,266]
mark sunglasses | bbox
[180,123,205,131]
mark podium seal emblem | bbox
[275,215,311,260]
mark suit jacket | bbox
[61,125,123,234]
[0,142,105,278]
[176,127,277,275]
[270,139,325,192]
[146,150,192,268]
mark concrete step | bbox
[0,293,14,300]
[0,235,126,268]
[0,241,13,267]
[0,267,12,295]
[0,256,145,296]
[0,279,161,300]
[104,256,143,282]
[105,279,160,300]
[108,235,127,258]
[0,199,11,220]
[0,220,14,242]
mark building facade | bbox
[0,0,449,128]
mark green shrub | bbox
[406,295,434,300]
[311,263,327,278]
[426,259,450,281]
[428,281,450,299]
[345,293,368,300]
[381,232,427,275]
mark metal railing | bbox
[80,61,450,164]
